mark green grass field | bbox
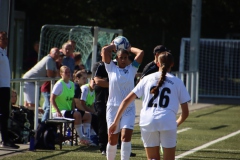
[2,104,240,160]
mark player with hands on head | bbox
[102,36,144,160]
[109,51,190,160]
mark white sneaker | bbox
[101,150,106,156]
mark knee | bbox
[73,112,82,122]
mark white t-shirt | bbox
[80,84,95,102]
[105,61,138,107]
[0,48,10,87]
[133,72,191,131]
[52,80,73,95]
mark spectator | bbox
[140,45,169,79]
[62,42,75,78]
[109,51,190,160]
[0,31,19,149]
[67,40,76,53]
[73,70,98,144]
[102,42,144,160]
[92,60,109,156]
[73,52,84,71]
[22,47,59,109]
[51,66,94,145]
[41,51,64,122]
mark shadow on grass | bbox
[34,146,99,160]
[195,105,234,118]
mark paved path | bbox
[0,99,214,159]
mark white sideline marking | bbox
[177,127,191,134]
[175,130,240,159]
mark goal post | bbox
[38,25,123,71]
[180,38,240,98]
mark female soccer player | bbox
[109,52,190,160]
[102,42,144,160]
[50,66,92,145]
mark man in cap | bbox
[140,45,169,79]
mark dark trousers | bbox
[95,103,108,152]
[0,87,10,143]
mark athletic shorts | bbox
[76,109,85,117]
[52,110,74,118]
[141,129,177,148]
[23,82,35,104]
[106,105,135,134]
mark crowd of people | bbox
[0,31,191,160]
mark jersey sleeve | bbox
[80,85,88,101]
[52,81,63,95]
[178,80,191,104]
[74,83,81,99]
[132,77,146,98]
[104,60,115,73]
[94,62,108,78]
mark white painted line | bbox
[175,130,240,159]
[177,127,191,134]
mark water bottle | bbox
[29,131,35,151]
[67,127,71,137]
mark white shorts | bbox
[106,105,135,134]
[141,128,177,148]
[52,110,67,118]
[23,82,35,104]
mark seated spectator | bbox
[50,66,95,146]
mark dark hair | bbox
[73,70,86,82]
[150,52,174,94]
[116,48,129,56]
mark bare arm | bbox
[131,47,144,64]
[176,102,189,127]
[50,94,62,117]
[74,98,85,111]
[47,70,56,77]
[94,76,109,88]
[80,100,96,114]
[108,92,137,134]
[101,44,115,64]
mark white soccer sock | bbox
[75,124,84,139]
[83,123,91,138]
[121,141,131,160]
[106,143,117,160]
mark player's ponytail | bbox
[150,52,174,95]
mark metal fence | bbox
[11,71,199,130]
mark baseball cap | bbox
[153,45,169,54]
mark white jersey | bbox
[105,61,138,107]
[133,72,191,132]
[0,48,10,87]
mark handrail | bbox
[11,77,60,130]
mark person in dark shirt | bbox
[92,61,109,155]
[140,45,169,79]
